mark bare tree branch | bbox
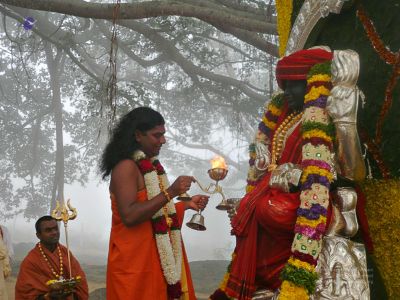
[167,131,242,170]
[1,0,276,34]
[117,20,267,102]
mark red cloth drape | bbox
[226,107,304,300]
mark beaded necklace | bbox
[157,174,173,228]
[38,242,64,279]
[268,111,303,171]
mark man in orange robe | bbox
[15,216,88,300]
[101,107,209,299]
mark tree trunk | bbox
[44,43,65,211]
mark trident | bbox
[51,199,77,279]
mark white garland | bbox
[133,150,183,286]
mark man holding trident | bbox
[101,106,209,299]
[15,215,88,300]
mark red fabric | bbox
[15,244,88,300]
[355,186,374,253]
[276,48,333,89]
[107,191,195,300]
[227,112,304,300]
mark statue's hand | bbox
[226,198,241,221]
[254,141,270,171]
[327,49,361,124]
[326,86,359,124]
[269,163,302,193]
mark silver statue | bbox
[254,141,271,172]
[286,0,350,55]
[312,237,370,300]
[269,163,302,193]
[228,48,370,299]
[327,50,366,182]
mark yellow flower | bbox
[46,279,57,286]
[288,257,315,273]
[219,272,230,291]
[246,185,255,193]
[362,179,400,299]
[302,129,333,143]
[297,216,327,228]
[262,117,276,130]
[307,74,331,84]
[269,104,283,116]
[278,280,309,300]
[276,0,293,57]
[304,86,331,102]
[301,166,334,182]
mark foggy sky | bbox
[4,167,239,264]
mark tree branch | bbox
[117,20,266,102]
[1,0,276,34]
[167,131,242,170]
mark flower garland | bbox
[276,0,293,57]
[133,150,183,299]
[359,129,391,179]
[246,93,285,193]
[356,4,400,148]
[279,61,335,299]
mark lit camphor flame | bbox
[210,155,227,170]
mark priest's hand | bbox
[43,288,75,299]
[168,176,196,198]
[185,195,209,211]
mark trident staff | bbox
[51,199,77,280]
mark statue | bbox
[209,47,371,300]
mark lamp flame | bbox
[210,155,227,170]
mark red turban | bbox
[276,48,333,89]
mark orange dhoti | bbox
[106,190,196,300]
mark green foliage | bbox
[307,62,331,78]
[281,264,319,294]
[302,121,336,140]
[271,92,285,108]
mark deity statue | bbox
[210,47,371,300]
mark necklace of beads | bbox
[158,175,173,228]
[268,111,303,171]
[38,242,64,279]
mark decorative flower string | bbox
[276,0,293,57]
[246,93,285,193]
[356,5,397,65]
[359,129,391,179]
[279,61,335,300]
[357,4,400,148]
[133,150,183,299]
